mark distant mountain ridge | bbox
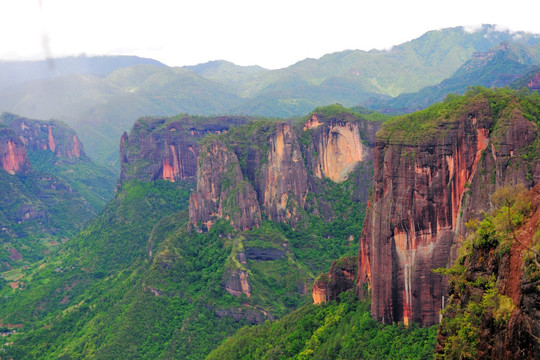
[364,41,539,113]
[0,55,165,90]
[0,25,539,167]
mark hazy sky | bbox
[2,0,540,69]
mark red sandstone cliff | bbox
[436,184,540,359]
[189,111,381,231]
[1,113,85,160]
[0,127,29,175]
[119,116,249,184]
[257,123,308,226]
[189,139,261,231]
[356,90,539,327]
[312,256,357,304]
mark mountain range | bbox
[0,24,538,360]
[1,25,539,168]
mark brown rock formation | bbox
[313,256,358,304]
[223,268,252,298]
[258,123,308,226]
[312,120,371,182]
[119,116,248,183]
[357,98,490,326]
[0,127,29,174]
[1,113,85,160]
[189,111,381,231]
[526,71,540,91]
[357,91,540,327]
[436,185,540,359]
[189,139,261,231]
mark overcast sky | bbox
[2,0,540,69]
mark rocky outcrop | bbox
[244,247,286,261]
[119,115,249,184]
[214,305,271,324]
[312,256,357,304]
[357,91,539,327]
[436,184,540,359]
[258,123,308,226]
[189,139,261,231]
[0,113,85,160]
[189,109,381,230]
[223,268,252,298]
[311,118,372,182]
[303,113,379,207]
[526,71,540,91]
[0,127,29,175]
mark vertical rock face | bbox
[304,113,380,208]
[0,113,85,160]
[119,116,249,183]
[258,123,308,226]
[312,256,358,304]
[358,98,493,326]
[437,184,540,360]
[312,119,372,182]
[189,139,261,231]
[223,268,252,298]
[0,127,29,174]
[189,111,381,231]
[357,91,540,327]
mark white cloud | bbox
[1,0,540,69]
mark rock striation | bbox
[356,89,540,327]
[188,139,261,231]
[1,113,85,160]
[119,115,249,184]
[258,123,308,225]
[0,126,29,175]
[437,184,540,359]
[189,109,381,231]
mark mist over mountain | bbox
[364,41,540,113]
[1,25,539,169]
[0,55,165,90]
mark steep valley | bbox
[0,88,538,359]
[0,106,384,358]
[208,88,540,359]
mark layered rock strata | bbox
[0,127,29,175]
[119,116,249,183]
[356,92,539,327]
[437,184,540,359]
[188,139,261,231]
[189,111,381,231]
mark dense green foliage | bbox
[379,87,540,145]
[0,143,116,270]
[436,185,538,359]
[310,103,388,123]
[207,292,438,360]
[27,150,116,213]
[0,168,93,268]
[0,157,366,359]
[0,180,196,358]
